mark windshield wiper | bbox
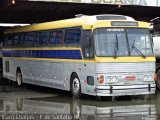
[114,34,118,59]
[130,40,146,58]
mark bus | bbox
[3,14,156,98]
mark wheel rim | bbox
[72,78,80,94]
[17,73,22,86]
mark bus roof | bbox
[4,14,149,34]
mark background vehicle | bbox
[3,14,156,98]
[152,35,160,90]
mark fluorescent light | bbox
[150,17,160,22]
[0,23,30,27]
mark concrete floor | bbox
[0,83,159,120]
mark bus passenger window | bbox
[64,29,81,45]
[23,32,35,46]
[13,35,19,46]
[6,35,13,46]
[41,31,48,45]
[49,31,63,45]
[35,32,41,46]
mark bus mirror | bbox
[85,35,91,47]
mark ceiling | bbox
[0,0,160,24]
[0,0,160,41]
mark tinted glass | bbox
[50,31,63,45]
[94,28,153,57]
[65,29,81,45]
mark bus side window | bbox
[64,29,81,45]
[41,31,48,46]
[18,34,23,46]
[35,32,41,46]
[13,34,20,46]
[23,32,35,47]
[4,37,7,47]
[82,30,94,59]
[49,31,63,45]
[6,35,13,47]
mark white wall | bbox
[153,36,160,57]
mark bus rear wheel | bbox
[16,70,23,86]
[156,70,160,90]
[71,74,81,99]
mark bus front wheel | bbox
[156,70,160,90]
[71,74,81,99]
[16,70,23,86]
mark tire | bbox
[16,70,23,86]
[156,70,160,90]
[71,74,81,99]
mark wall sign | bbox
[29,0,160,7]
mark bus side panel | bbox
[3,58,16,81]
[3,58,36,82]
[30,60,64,89]
[78,62,96,95]
[18,60,65,90]
[3,57,97,95]
[16,60,35,82]
[3,58,66,90]
[63,62,96,95]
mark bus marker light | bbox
[82,80,86,83]
[154,73,157,81]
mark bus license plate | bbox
[125,76,136,81]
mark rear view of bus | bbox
[81,15,156,97]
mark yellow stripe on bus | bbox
[3,57,95,63]
[3,47,81,50]
[95,56,155,62]
[3,56,155,63]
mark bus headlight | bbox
[107,76,118,83]
[144,75,148,81]
[143,75,153,81]
[148,75,153,81]
[112,76,118,82]
[97,75,105,84]
[107,76,111,81]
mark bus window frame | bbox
[41,31,49,46]
[64,27,81,47]
[48,29,64,47]
[81,30,95,59]
[35,31,49,47]
[23,32,35,47]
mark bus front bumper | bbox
[95,83,156,96]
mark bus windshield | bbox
[94,28,153,57]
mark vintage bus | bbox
[3,14,156,98]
